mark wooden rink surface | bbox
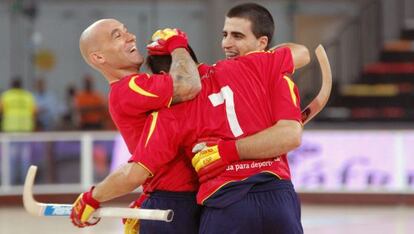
[1,204,413,234]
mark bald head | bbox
[78,18,142,82]
[79,19,113,67]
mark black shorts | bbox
[200,179,303,234]
[140,190,202,234]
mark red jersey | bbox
[129,64,213,193]
[109,73,173,154]
[135,111,199,193]
[110,66,208,194]
[197,63,212,78]
[131,47,301,204]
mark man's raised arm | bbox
[170,48,201,103]
[271,42,310,69]
[147,28,201,104]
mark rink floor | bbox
[1,204,413,234]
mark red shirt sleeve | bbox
[265,47,294,79]
[197,63,212,78]
[275,47,295,75]
[239,47,294,85]
[269,48,301,122]
[242,48,300,123]
[121,73,173,114]
[270,75,301,122]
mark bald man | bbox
[77,19,200,158]
[72,19,202,233]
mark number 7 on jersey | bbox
[208,86,244,137]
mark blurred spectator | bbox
[33,77,60,131]
[0,76,37,184]
[0,77,37,132]
[74,74,107,130]
[58,84,78,130]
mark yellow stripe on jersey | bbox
[137,162,154,177]
[145,112,158,147]
[283,75,297,107]
[166,97,173,108]
[244,50,267,56]
[128,75,158,97]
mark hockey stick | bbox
[23,165,173,222]
[301,44,332,124]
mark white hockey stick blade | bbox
[23,165,173,222]
[301,45,332,125]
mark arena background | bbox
[0,0,414,233]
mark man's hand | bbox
[147,28,188,55]
[70,187,101,228]
[191,139,239,183]
[123,194,148,234]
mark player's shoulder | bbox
[112,73,145,85]
[110,73,149,94]
[269,46,292,54]
[197,63,213,78]
[236,50,274,64]
[243,47,291,58]
[123,73,152,81]
[119,73,168,85]
[245,50,269,56]
[245,47,293,69]
[269,47,292,60]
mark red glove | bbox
[70,186,101,228]
[147,28,188,55]
[192,138,239,183]
[198,159,227,184]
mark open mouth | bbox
[225,51,238,58]
[129,46,137,53]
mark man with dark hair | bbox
[222,2,275,58]
[146,46,199,74]
[118,3,306,232]
[187,3,305,233]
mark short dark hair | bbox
[146,46,199,74]
[11,76,22,88]
[227,3,275,49]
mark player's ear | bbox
[90,52,105,65]
[257,36,268,51]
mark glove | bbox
[147,28,188,55]
[70,186,101,228]
[123,194,148,234]
[191,138,239,183]
[197,159,227,184]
